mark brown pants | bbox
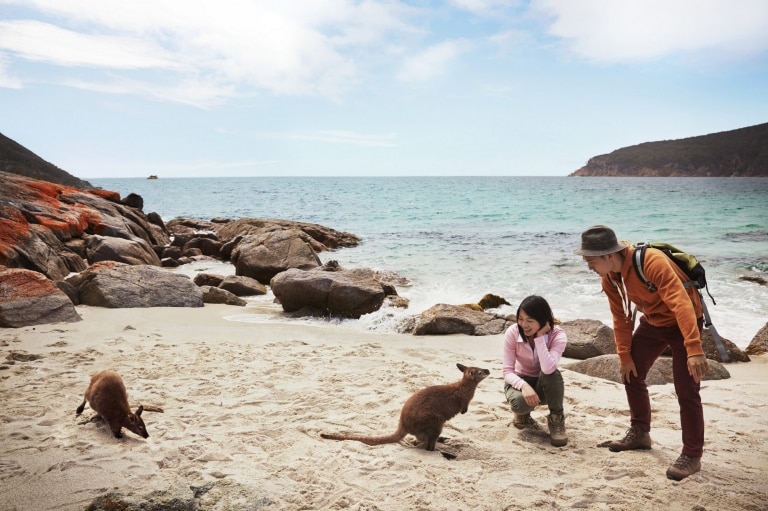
[625,316,705,458]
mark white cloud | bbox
[0,0,418,104]
[0,20,179,69]
[532,0,768,62]
[62,75,236,108]
[396,39,471,82]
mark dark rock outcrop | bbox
[0,171,168,281]
[232,229,322,285]
[562,318,748,364]
[214,217,360,249]
[0,267,81,327]
[745,322,768,355]
[460,293,512,311]
[561,319,616,359]
[1,170,370,325]
[218,275,267,297]
[201,286,248,306]
[403,303,515,336]
[701,329,750,363]
[193,273,227,287]
[67,261,203,308]
[270,264,393,318]
[85,234,162,266]
[565,354,731,385]
[661,329,750,363]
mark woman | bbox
[502,295,568,447]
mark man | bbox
[574,225,709,480]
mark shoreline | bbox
[171,259,766,350]
[1,304,767,510]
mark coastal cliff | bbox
[570,122,768,177]
[0,132,93,189]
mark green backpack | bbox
[631,241,729,362]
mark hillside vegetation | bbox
[570,122,768,177]
[0,132,93,189]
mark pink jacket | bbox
[502,324,567,390]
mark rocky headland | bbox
[570,122,768,177]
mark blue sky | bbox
[1,0,767,178]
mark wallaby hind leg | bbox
[76,400,86,415]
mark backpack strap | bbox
[632,242,656,292]
[633,242,700,291]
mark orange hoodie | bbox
[601,243,704,364]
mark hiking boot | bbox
[606,425,652,452]
[547,414,568,447]
[513,413,540,430]
[666,454,701,481]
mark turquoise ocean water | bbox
[91,176,768,348]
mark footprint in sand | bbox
[603,467,648,480]
[0,458,25,479]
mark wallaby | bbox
[321,363,489,452]
[75,370,149,439]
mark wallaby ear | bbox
[457,363,467,372]
[136,405,144,416]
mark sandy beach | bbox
[1,304,766,511]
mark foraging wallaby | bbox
[75,370,149,439]
[321,363,489,452]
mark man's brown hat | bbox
[573,225,628,256]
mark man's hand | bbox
[687,355,709,383]
[620,361,638,384]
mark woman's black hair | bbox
[516,295,555,331]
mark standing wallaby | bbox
[75,370,149,439]
[321,363,489,452]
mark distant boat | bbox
[147,175,158,180]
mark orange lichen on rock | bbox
[67,206,102,237]
[25,180,68,209]
[35,204,104,240]
[6,186,107,241]
[33,214,71,237]
[0,206,31,261]
[88,260,119,272]
[88,189,122,202]
[0,268,59,300]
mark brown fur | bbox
[75,370,149,439]
[321,363,489,452]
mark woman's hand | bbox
[535,323,551,338]
[522,383,540,407]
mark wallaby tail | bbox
[321,427,407,446]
